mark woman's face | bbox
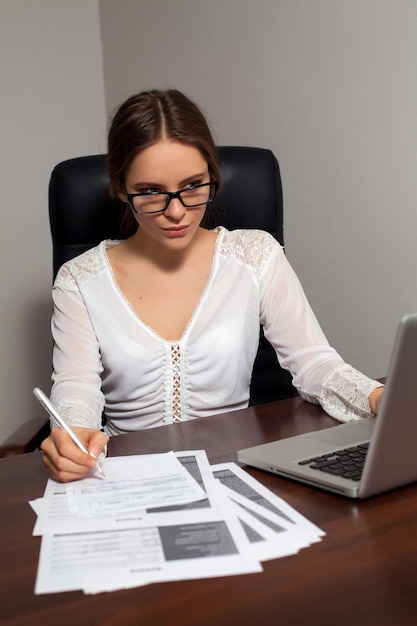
[123,139,210,252]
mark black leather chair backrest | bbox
[49,146,297,405]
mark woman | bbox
[41,89,384,481]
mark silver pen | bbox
[33,387,105,478]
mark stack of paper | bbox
[29,450,324,595]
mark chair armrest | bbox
[0,418,50,458]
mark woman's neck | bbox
[126,226,211,272]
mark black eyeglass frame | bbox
[125,181,219,215]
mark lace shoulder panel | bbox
[218,228,280,283]
[53,240,120,291]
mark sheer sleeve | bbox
[50,265,104,430]
[258,233,382,422]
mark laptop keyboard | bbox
[298,442,370,482]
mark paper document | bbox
[211,462,324,561]
[30,451,324,595]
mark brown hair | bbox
[107,89,222,237]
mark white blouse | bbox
[50,227,380,436]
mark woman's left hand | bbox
[369,386,384,415]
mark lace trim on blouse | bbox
[53,398,102,430]
[320,364,382,422]
[54,241,120,290]
[171,344,182,423]
[217,228,277,284]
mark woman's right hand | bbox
[41,427,108,482]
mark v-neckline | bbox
[103,228,223,343]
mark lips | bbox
[163,225,190,237]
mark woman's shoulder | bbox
[217,226,281,260]
[215,227,283,281]
[53,239,120,290]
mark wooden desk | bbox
[1,397,417,626]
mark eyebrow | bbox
[130,172,208,191]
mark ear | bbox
[118,190,128,204]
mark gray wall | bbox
[99,0,417,376]
[1,0,416,443]
[0,1,106,443]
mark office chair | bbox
[0,146,297,457]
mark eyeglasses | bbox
[125,181,218,215]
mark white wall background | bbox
[1,0,416,444]
[0,1,106,443]
[99,0,417,375]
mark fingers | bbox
[42,453,92,483]
[87,430,109,460]
[41,427,108,483]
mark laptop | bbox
[238,313,417,498]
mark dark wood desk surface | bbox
[1,397,417,626]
